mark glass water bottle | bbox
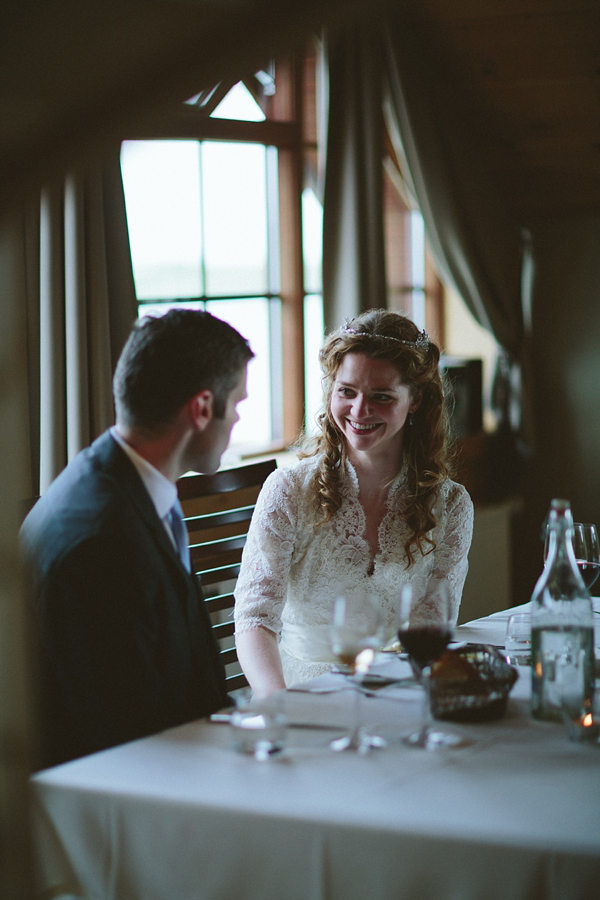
[531,499,595,721]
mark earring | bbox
[408,413,413,427]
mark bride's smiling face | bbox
[330,352,420,459]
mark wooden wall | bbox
[513,214,600,600]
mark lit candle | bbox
[564,709,600,742]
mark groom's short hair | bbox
[113,309,253,431]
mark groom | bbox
[21,309,253,768]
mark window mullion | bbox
[277,54,305,444]
[266,145,283,443]
[198,141,207,301]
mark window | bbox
[121,51,324,460]
[383,138,442,342]
[121,135,277,450]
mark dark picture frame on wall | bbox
[440,356,483,440]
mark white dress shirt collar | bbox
[110,426,177,522]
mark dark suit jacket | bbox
[21,430,229,769]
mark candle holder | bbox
[561,702,600,743]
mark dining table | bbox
[30,600,600,900]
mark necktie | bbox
[168,498,191,573]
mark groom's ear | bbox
[188,390,214,431]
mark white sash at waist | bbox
[279,622,337,663]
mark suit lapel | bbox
[91,431,192,583]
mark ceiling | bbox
[414,0,600,219]
[1,0,598,221]
[0,0,354,214]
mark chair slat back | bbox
[177,459,277,692]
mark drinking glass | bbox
[328,589,387,753]
[397,583,470,749]
[543,521,600,592]
[230,689,287,761]
[572,523,600,593]
[504,612,531,665]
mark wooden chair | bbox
[177,459,277,692]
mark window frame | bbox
[123,55,306,450]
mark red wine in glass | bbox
[396,585,471,749]
[572,523,600,592]
[398,626,453,671]
[577,560,600,590]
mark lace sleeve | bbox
[411,481,474,627]
[234,468,299,636]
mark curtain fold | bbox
[381,7,532,447]
[32,149,137,494]
[321,8,534,448]
[322,21,386,333]
[21,200,41,499]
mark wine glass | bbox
[397,583,470,749]
[329,589,387,753]
[573,523,600,593]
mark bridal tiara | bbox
[341,319,430,349]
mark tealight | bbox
[563,709,600,743]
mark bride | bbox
[234,309,474,696]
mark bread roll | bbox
[431,650,483,686]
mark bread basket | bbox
[429,644,518,723]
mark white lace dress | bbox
[234,456,474,687]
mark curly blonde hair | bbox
[300,309,452,566]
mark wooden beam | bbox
[125,113,298,146]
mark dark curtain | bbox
[322,21,386,333]
[383,8,533,447]
[27,149,137,494]
[321,8,534,449]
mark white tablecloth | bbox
[30,603,600,900]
